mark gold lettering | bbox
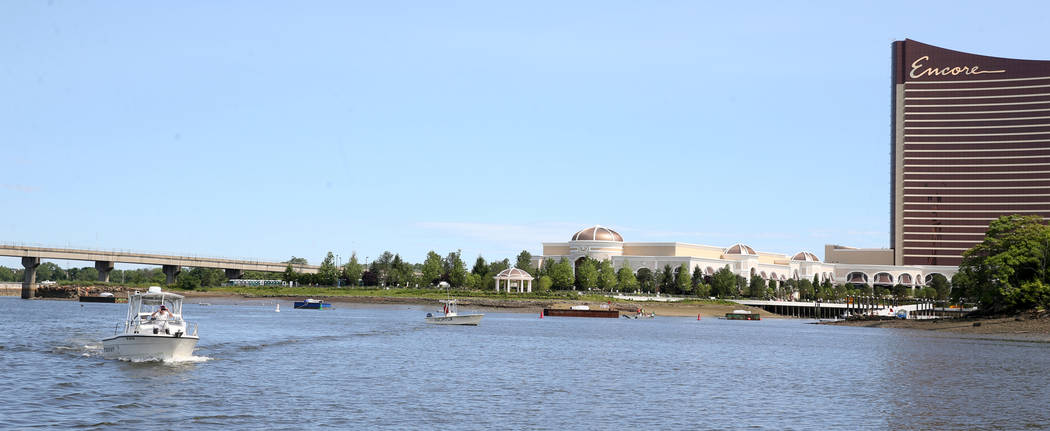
[909,55,1006,79]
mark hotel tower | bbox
[892,40,1050,266]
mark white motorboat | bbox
[102,286,199,361]
[425,282,483,325]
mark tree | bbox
[421,251,444,286]
[286,256,308,265]
[635,268,654,293]
[283,263,296,283]
[616,263,638,291]
[749,275,766,298]
[955,214,1050,312]
[361,270,379,286]
[537,275,553,292]
[658,265,674,294]
[798,279,814,300]
[446,250,468,288]
[596,260,617,291]
[891,283,909,300]
[482,259,510,291]
[318,252,339,286]
[343,253,364,286]
[691,266,705,291]
[710,266,736,298]
[176,270,201,290]
[929,274,950,301]
[575,259,598,290]
[675,263,692,295]
[471,256,488,276]
[550,258,574,290]
[768,279,778,296]
[515,250,534,274]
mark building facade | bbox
[533,225,957,292]
[892,40,1050,266]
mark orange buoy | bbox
[539,310,544,319]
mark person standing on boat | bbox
[151,305,173,320]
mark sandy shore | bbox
[825,313,1050,342]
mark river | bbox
[1,296,1048,430]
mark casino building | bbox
[892,40,1050,266]
[532,225,957,292]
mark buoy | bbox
[697,313,701,320]
[275,303,280,313]
[539,310,544,319]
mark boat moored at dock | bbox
[725,309,761,320]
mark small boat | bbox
[725,309,761,320]
[80,292,116,303]
[425,282,483,325]
[623,309,656,319]
[293,299,333,310]
[102,286,199,361]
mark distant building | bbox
[532,225,956,290]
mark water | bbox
[1,296,1049,430]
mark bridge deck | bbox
[0,244,318,273]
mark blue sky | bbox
[2,1,1048,268]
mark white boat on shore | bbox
[425,282,483,326]
[102,286,199,361]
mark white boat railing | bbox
[113,320,197,336]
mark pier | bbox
[733,299,970,319]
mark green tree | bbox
[421,251,444,286]
[515,250,534,275]
[691,266,705,291]
[176,269,201,290]
[710,266,736,298]
[318,252,339,286]
[536,275,553,292]
[0,266,15,282]
[635,268,654,292]
[462,272,480,290]
[342,253,364,286]
[749,275,766,298]
[768,279,778,296]
[597,260,617,291]
[482,259,510,291]
[550,258,574,290]
[446,250,468,288]
[617,263,638,291]
[928,274,950,301]
[955,214,1050,312]
[658,264,674,294]
[798,279,814,300]
[675,263,692,295]
[575,259,598,290]
[471,256,488,276]
[283,263,296,284]
[286,256,308,265]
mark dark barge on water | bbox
[725,310,760,320]
[79,294,121,303]
[542,307,620,318]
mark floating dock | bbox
[542,308,619,318]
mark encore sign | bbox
[910,55,1006,79]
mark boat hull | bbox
[543,309,619,318]
[101,334,199,361]
[294,302,332,310]
[425,314,483,326]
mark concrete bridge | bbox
[733,299,970,319]
[0,244,319,299]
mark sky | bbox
[2,0,1049,269]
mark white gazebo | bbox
[494,267,534,293]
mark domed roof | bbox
[571,225,623,242]
[496,267,533,279]
[791,251,820,262]
[724,243,757,255]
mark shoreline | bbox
[1,288,776,318]
[823,313,1050,342]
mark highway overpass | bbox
[0,244,319,299]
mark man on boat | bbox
[151,305,173,320]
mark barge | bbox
[542,308,619,318]
[725,310,760,320]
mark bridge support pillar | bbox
[224,269,243,280]
[21,257,40,299]
[95,261,114,282]
[163,265,180,285]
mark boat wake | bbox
[115,354,213,364]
